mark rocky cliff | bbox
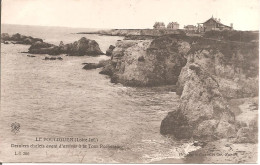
[100,31,258,141]
[161,36,258,140]
[100,34,189,86]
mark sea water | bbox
[0,24,198,163]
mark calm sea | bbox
[0,24,198,163]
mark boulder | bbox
[160,110,193,139]
[83,63,102,70]
[105,45,115,56]
[27,55,36,57]
[29,41,55,50]
[11,33,22,41]
[23,38,33,45]
[83,60,110,70]
[1,33,10,42]
[43,57,62,60]
[99,61,116,76]
[64,37,104,56]
[235,127,256,143]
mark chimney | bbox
[230,23,233,29]
[218,18,221,22]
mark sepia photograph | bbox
[0,0,259,163]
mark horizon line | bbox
[1,23,259,31]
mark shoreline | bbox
[1,30,258,163]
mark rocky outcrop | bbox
[43,57,63,60]
[28,37,104,56]
[28,41,58,54]
[232,98,258,143]
[1,33,43,44]
[82,60,109,70]
[100,34,189,86]
[1,33,104,56]
[105,45,115,56]
[160,63,236,140]
[177,40,259,99]
[27,55,36,57]
[160,36,258,140]
[62,37,104,56]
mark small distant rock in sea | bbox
[83,60,110,70]
[27,55,36,57]
[43,57,63,60]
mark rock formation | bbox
[160,36,258,140]
[105,45,115,56]
[28,37,104,56]
[43,57,63,60]
[99,31,258,141]
[100,34,189,86]
[1,33,43,44]
[1,33,104,56]
[83,60,110,70]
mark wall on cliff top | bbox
[97,29,184,36]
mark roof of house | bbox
[202,17,231,28]
[168,22,179,25]
[184,25,196,28]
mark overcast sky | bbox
[1,0,260,30]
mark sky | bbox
[1,0,260,30]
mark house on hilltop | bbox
[184,25,197,31]
[167,22,179,30]
[153,22,166,29]
[198,16,233,32]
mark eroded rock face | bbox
[161,39,258,140]
[177,42,259,99]
[161,62,236,140]
[100,35,189,86]
[64,37,104,56]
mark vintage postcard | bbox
[0,0,259,163]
